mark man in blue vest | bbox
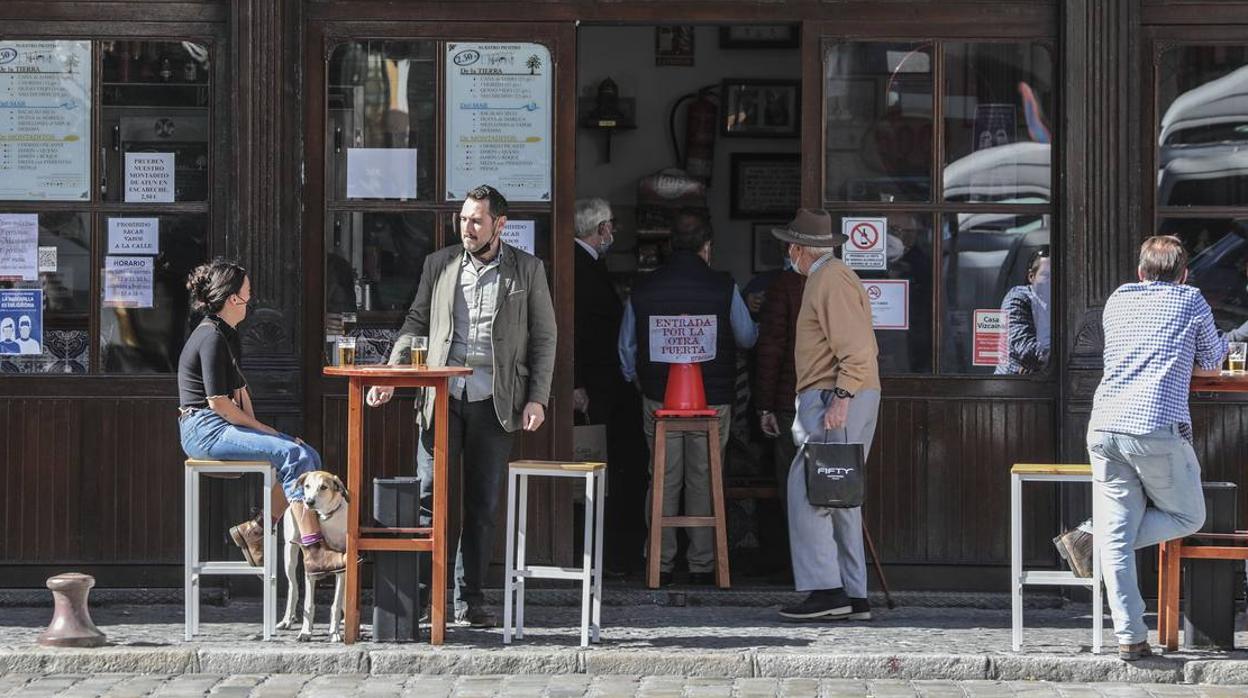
[618,221,758,586]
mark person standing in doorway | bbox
[619,220,758,586]
[1068,235,1224,660]
[772,208,879,622]
[366,185,557,627]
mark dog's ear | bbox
[296,471,310,490]
[331,475,350,502]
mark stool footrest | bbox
[659,516,718,528]
[512,566,588,580]
[195,562,266,576]
[1021,571,1096,587]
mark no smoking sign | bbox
[841,217,888,271]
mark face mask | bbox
[1032,278,1051,304]
[782,256,795,272]
[596,235,613,256]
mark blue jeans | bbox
[1088,425,1206,644]
[179,409,322,503]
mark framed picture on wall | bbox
[752,223,787,272]
[730,152,800,219]
[721,79,800,137]
[718,25,799,50]
[655,26,695,67]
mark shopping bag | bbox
[803,429,865,508]
[573,422,608,463]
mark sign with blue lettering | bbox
[0,288,41,355]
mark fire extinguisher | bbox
[670,87,718,181]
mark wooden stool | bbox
[1157,532,1248,651]
[503,460,606,647]
[647,416,730,589]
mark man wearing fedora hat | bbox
[773,208,881,622]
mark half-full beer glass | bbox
[337,336,357,366]
[1229,342,1247,374]
[410,336,429,369]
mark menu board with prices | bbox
[445,43,552,203]
[0,41,91,201]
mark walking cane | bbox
[862,520,896,609]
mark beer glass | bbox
[410,336,429,369]
[1229,342,1247,374]
[337,336,357,366]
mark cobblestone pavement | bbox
[1,674,1248,698]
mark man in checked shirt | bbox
[1055,235,1226,661]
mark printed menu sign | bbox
[0,213,38,280]
[0,41,91,201]
[103,256,154,308]
[445,43,552,202]
[648,315,718,364]
[125,152,175,203]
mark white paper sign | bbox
[103,256,153,308]
[37,246,56,273]
[0,213,38,280]
[842,217,888,271]
[0,41,91,201]
[648,315,718,364]
[124,152,175,203]
[973,309,1006,367]
[501,220,535,255]
[346,148,418,199]
[862,279,909,330]
[445,43,552,202]
[107,218,159,254]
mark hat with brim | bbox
[771,208,848,247]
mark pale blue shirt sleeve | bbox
[729,285,759,349]
[1193,293,1228,370]
[618,299,638,382]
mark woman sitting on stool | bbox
[177,258,344,575]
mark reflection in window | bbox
[824,42,934,203]
[940,212,1051,374]
[325,212,436,315]
[1160,218,1248,337]
[328,41,436,201]
[1158,47,1248,207]
[943,43,1053,203]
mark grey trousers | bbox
[787,388,880,595]
[642,396,732,573]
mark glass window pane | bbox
[824,41,933,203]
[0,212,90,373]
[943,42,1053,203]
[442,212,553,271]
[328,41,436,202]
[939,212,1052,374]
[99,214,207,373]
[1158,46,1248,207]
[326,211,437,317]
[1160,218,1248,334]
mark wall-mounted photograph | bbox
[655,26,695,67]
[718,24,800,50]
[721,79,800,137]
[730,152,801,218]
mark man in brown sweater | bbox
[753,266,805,510]
[772,208,881,622]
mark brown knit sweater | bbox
[753,270,805,412]
[794,257,881,395]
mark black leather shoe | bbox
[779,589,852,621]
[687,572,715,586]
[841,597,871,621]
[453,605,497,628]
[658,571,674,588]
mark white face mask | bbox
[1032,278,1052,304]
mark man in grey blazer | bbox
[366,185,557,627]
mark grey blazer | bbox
[387,243,557,433]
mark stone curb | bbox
[5,647,1248,684]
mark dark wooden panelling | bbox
[866,397,1058,567]
[1191,401,1248,528]
[0,399,82,563]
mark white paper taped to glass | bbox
[648,315,717,364]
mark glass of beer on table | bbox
[336,336,357,366]
[410,336,429,369]
[1229,342,1247,374]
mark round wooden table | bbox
[1191,372,1248,393]
[323,365,473,645]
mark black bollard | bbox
[1182,482,1237,650]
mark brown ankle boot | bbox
[302,542,347,576]
[229,515,266,567]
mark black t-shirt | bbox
[177,316,247,408]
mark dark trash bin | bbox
[372,477,422,642]
[1182,481,1237,650]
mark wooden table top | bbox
[322,365,473,379]
[1191,372,1248,393]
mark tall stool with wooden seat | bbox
[1010,463,1103,654]
[1158,532,1248,651]
[184,458,277,641]
[503,460,606,647]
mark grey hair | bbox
[574,198,612,239]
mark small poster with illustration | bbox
[0,289,42,355]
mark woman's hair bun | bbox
[185,258,246,314]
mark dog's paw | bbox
[276,619,293,630]
[296,632,312,642]
[330,632,342,643]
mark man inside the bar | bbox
[619,217,757,586]
[366,184,557,628]
[1059,235,1224,660]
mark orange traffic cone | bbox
[655,362,718,417]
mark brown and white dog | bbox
[276,471,348,642]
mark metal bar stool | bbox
[1010,463,1102,654]
[503,460,606,647]
[184,458,277,641]
[647,416,730,589]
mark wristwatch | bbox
[833,387,855,400]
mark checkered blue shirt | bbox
[1090,281,1226,440]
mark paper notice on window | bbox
[107,218,159,254]
[0,289,42,355]
[841,217,888,271]
[648,315,718,364]
[103,256,154,308]
[346,148,418,199]
[445,43,552,202]
[37,246,56,273]
[124,152,175,203]
[0,213,38,280]
[0,41,91,201]
[972,309,1006,367]
[501,219,535,255]
[862,279,909,330]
